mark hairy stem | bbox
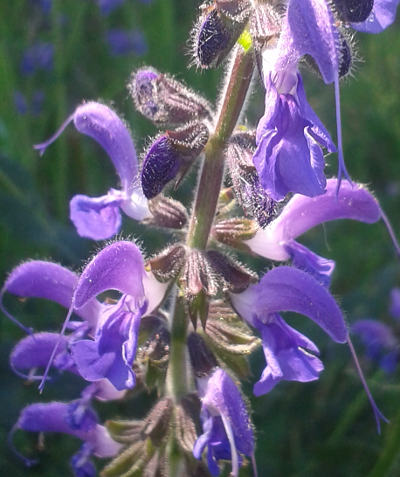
[187,45,254,250]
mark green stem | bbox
[166,295,189,402]
[186,45,254,250]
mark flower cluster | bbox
[3,0,400,476]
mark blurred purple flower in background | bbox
[352,288,400,373]
[20,42,54,76]
[107,28,148,56]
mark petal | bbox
[88,425,122,458]
[10,332,74,378]
[285,241,335,286]
[17,402,89,440]
[253,315,323,395]
[1,261,102,325]
[35,102,138,188]
[70,193,123,240]
[352,0,400,33]
[276,0,340,83]
[245,178,381,260]
[72,299,142,390]
[232,266,347,343]
[74,241,145,309]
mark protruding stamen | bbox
[33,114,74,156]
[380,208,400,258]
[347,333,389,434]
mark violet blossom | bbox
[231,265,347,394]
[244,178,381,285]
[34,102,150,240]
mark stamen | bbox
[251,452,259,477]
[347,333,389,434]
[334,74,352,196]
[221,413,239,477]
[8,424,39,468]
[0,289,33,335]
[33,113,74,156]
[380,208,400,258]
[38,304,74,393]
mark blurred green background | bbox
[1,1,400,476]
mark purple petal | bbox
[74,241,145,309]
[352,0,400,33]
[71,297,142,390]
[285,241,335,287]
[276,0,340,83]
[245,178,381,260]
[10,332,74,379]
[70,193,123,240]
[254,314,323,395]
[231,266,347,343]
[1,261,102,326]
[34,102,137,188]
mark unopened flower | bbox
[34,102,150,240]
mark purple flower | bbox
[20,42,54,76]
[244,179,381,284]
[231,266,346,394]
[34,102,150,240]
[193,368,254,477]
[352,0,400,33]
[253,69,335,201]
[352,288,400,373]
[13,399,121,475]
[107,29,148,57]
[13,91,28,115]
[2,242,167,391]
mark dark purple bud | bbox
[193,4,248,69]
[141,123,208,199]
[338,35,352,78]
[146,195,188,229]
[227,131,276,228]
[207,250,258,293]
[188,332,218,377]
[332,0,374,22]
[141,135,181,199]
[129,68,212,126]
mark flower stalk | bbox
[187,43,254,250]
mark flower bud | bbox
[192,3,248,69]
[332,0,374,22]
[146,195,188,229]
[180,249,218,298]
[338,35,352,78]
[188,332,219,377]
[141,122,209,199]
[227,131,276,227]
[129,67,212,126]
